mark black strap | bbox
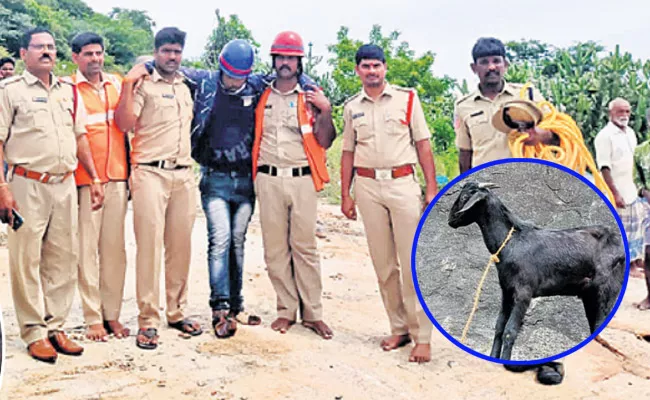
[257,165,311,177]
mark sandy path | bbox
[0,202,649,399]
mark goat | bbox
[447,181,625,360]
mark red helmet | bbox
[270,31,305,57]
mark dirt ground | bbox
[1,200,650,399]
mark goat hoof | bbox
[537,362,565,385]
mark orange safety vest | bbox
[67,73,129,186]
[252,87,330,192]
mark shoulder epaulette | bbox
[455,91,475,106]
[0,75,23,89]
[342,92,362,108]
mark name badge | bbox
[32,97,48,103]
[242,96,253,107]
[352,112,365,119]
[162,94,175,99]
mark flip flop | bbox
[168,318,203,336]
[232,311,262,326]
[136,328,158,350]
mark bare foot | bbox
[105,320,131,339]
[631,267,645,279]
[86,323,108,342]
[409,343,431,363]
[634,297,650,310]
[271,317,295,334]
[380,334,411,351]
[302,320,333,340]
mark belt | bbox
[257,165,311,177]
[355,164,414,180]
[11,165,73,184]
[140,160,190,170]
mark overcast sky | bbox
[85,0,649,86]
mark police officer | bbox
[0,57,15,80]
[66,32,130,342]
[252,31,335,339]
[454,37,553,173]
[0,27,104,363]
[115,27,202,350]
[340,44,437,363]
[453,37,564,384]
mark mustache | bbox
[486,70,499,76]
[40,54,52,61]
[279,65,291,71]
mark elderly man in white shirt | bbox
[595,97,647,271]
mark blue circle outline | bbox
[411,158,631,365]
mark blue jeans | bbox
[199,167,255,312]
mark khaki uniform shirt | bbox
[131,68,193,166]
[0,70,87,174]
[342,83,430,168]
[454,81,544,166]
[258,83,308,168]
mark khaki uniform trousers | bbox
[130,165,196,329]
[8,175,78,345]
[255,173,323,321]
[355,174,432,344]
[77,181,128,325]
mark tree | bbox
[0,0,33,56]
[201,9,260,71]
[108,8,155,33]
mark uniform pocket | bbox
[353,116,372,142]
[17,102,49,130]
[154,98,177,122]
[465,112,493,146]
[385,110,409,136]
[59,99,74,127]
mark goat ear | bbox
[456,191,487,215]
[478,182,499,189]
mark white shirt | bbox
[594,121,638,205]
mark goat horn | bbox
[478,182,499,189]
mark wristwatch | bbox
[92,178,102,185]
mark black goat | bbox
[447,181,625,360]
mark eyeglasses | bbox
[29,44,57,51]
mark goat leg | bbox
[500,296,531,360]
[490,294,514,358]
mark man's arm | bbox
[0,88,17,225]
[408,91,437,206]
[340,104,357,220]
[76,135,104,210]
[415,139,437,208]
[115,63,149,133]
[0,144,18,225]
[73,95,104,210]
[306,90,335,149]
[453,105,473,174]
[341,150,356,220]
[459,149,473,174]
[594,132,625,208]
[601,167,625,208]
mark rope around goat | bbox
[460,226,516,344]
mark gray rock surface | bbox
[415,162,625,361]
